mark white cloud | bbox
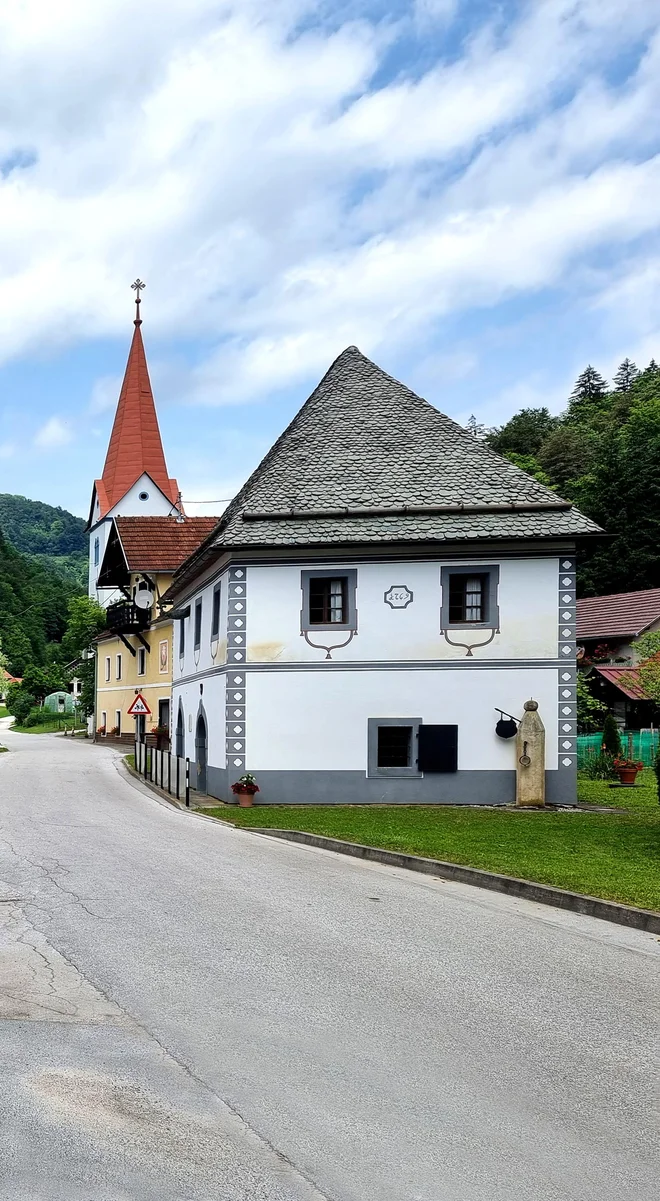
[34,416,72,449]
[0,0,657,417]
[88,374,122,415]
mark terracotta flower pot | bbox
[616,767,638,786]
[237,790,254,807]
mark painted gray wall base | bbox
[226,769,576,806]
[545,765,576,806]
[230,769,512,806]
[205,764,229,803]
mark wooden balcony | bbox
[105,601,151,635]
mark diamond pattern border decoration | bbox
[558,558,576,772]
[226,567,247,775]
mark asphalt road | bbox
[0,724,658,1201]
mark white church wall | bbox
[89,474,176,606]
[245,557,560,664]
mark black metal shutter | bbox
[417,725,458,773]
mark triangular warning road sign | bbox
[127,693,152,717]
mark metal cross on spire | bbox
[131,278,146,325]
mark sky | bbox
[0,0,659,519]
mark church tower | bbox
[87,281,181,605]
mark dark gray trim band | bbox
[174,659,566,686]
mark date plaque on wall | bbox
[384,585,413,609]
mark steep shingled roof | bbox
[207,346,602,550]
[576,588,660,640]
[93,321,179,518]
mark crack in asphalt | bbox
[0,834,103,921]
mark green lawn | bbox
[12,718,86,735]
[203,773,660,911]
[0,705,8,719]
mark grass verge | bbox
[203,773,660,911]
[12,720,86,735]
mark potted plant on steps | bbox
[231,773,260,807]
[613,757,644,786]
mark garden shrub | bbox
[579,751,617,780]
[601,712,623,758]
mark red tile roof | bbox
[95,321,179,517]
[115,516,218,572]
[592,666,652,701]
[576,588,660,640]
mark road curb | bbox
[244,828,660,934]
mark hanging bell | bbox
[495,717,517,739]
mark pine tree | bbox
[613,358,639,392]
[465,415,487,440]
[565,365,609,424]
[601,712,622,757]
[487,407,558,456]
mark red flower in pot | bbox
[613,757,644,786]
[231,773,260,807]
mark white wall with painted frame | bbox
[244,557,560,664]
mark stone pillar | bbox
[516,699,545,808]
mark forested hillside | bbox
[0,493,87,586]
[0,530,81,675]
[480,358,660,597]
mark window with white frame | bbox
[94,537,100,566]
[115,710,121,735]
[101,710,107,733]
[116,653,122,680]
[194,599,202,650]
[137,647,146,676]
[105,656,111,682]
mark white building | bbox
[165,347,601,805]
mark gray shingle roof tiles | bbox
[213,346,602,548]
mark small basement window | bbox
[367,718,422,778]
[301,569,357,632]
[441,565,499,629]
[378,725,412,767]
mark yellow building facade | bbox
[95,516,218,742]
[95,582,174,740]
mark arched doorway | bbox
[175,706,184,758]
[195,712,207,794]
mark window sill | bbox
[443,622,498,631]
[303,623,355,634]
[368,769,423,779]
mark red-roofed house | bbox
[94,515,218,742]
[576,589,660,725]
[87,285,221,741]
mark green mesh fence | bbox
[577,729,660,767]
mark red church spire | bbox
[94,281,180,518]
